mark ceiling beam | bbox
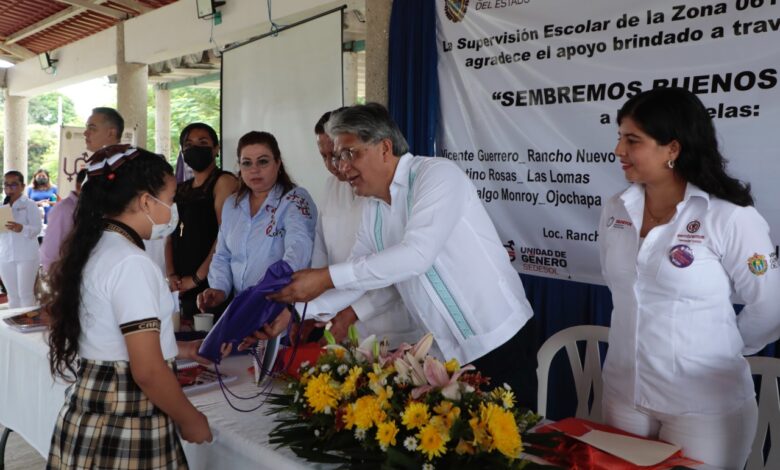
[0,43,36,60]
[5,0,112,46]
[55,0,129,20]
[110,0,152,14]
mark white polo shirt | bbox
[79,231,178,362]
[312,174,425,349]
[302,154,533,364]
[599,183,780,414]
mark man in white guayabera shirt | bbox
[270,103,538,409]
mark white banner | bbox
[436,0,780,285]
[58,126,88,196]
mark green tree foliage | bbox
[27,125,59,184]
[28,92,81,126]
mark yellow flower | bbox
[375,420,399,448]
[417,424,449,460]
[333,348,346,360]
[455,438,475,455]
[432,401,461,428]
[304,373,339,413]
[340,366,362,398]
[444,358,460,374]
[490,387,516,409]
[485,404,522,458]
[401,402,431,430]
[469,414,491,450]
[342,404,356,430]
[433,401,454,415]
[353,395,386,430]
[375,385,394,407]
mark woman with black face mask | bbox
[165,123,238,322]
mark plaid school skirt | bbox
[47,359,188,469]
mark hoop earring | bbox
[667,159,675,169]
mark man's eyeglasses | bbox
[337,143,372,164]
[3,183,19,189]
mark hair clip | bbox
[86,144,141,177]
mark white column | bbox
[3,88,29,178]
[155,86,171,157]
[343,52,359,106]
[365,0,392,105]
[116,23,148,148]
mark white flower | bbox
[422,463,435,470]
[380,443,388,452]
[393,374,408,385]
[337,364,349,375]
[293,391,300,403]
[314,429,321,437]
[354,428,367,441]
[288,383,294,389]
[403,436,418,451]
[321,364,331,372]
[301,361,310,369]
[323,406,332,415]
[503,382,511,391]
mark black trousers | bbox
[470,316,538,412]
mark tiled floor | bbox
[0,426,46,469]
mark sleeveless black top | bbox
[171,169,230,276]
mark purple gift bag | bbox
[198,260,293,364]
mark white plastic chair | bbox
[746,356,780,470]
[536,325,609,422]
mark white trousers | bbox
[603,396,758,470]
[0,259,40,308]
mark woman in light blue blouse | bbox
[197,131,317,311]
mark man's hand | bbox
[197,288,226,312]
[318,307,358,345]
[237,308,293,351]
[267,268,334,304]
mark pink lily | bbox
[411,356,475,400]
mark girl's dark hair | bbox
[618,87,753,206]
[32,168,52,190]
[46,150,173,379]
[234,131,295,206]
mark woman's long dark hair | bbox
[46,150,173,379]
[234,131,295,206]
[618,87,753,206]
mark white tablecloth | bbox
[0,307,321,469]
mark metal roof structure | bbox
[0,0,176,62]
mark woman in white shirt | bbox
[600,87,780,468]
[46,146,214,469]
[0,170,42,308]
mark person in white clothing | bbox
[269,103,537,409]
[303,110,424,349]
[0,170,42,307]
[600,87,780,469]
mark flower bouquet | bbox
[267,328,558,469]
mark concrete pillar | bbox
[343,52,359,106]
[155,86,171,157]
[3,88,29,178]
[365,0,392,105]
[116,23,148,148]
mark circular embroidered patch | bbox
[686,220,701,233]
[669,244,694,268]
[747,253,768,276]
